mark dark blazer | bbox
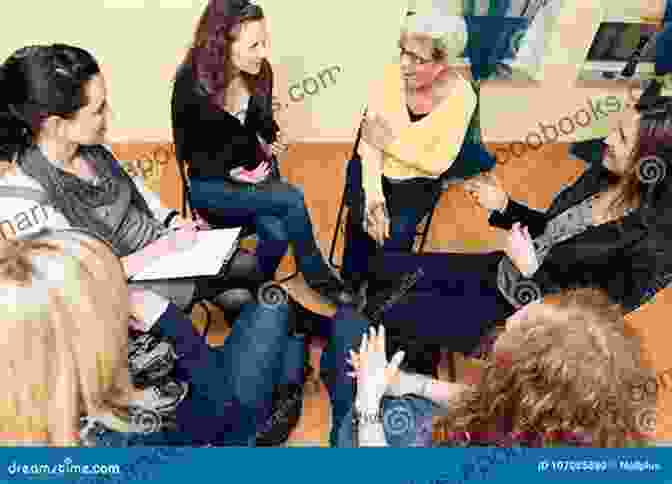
[170,62,279,180]
[489,162,672,312]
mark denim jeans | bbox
[150,301,300,446]
[318,305,374,446]
[190,177,333,282]
[340,157,439,288]
[336,396,438,447]
[135,302,369,447]
[316,305,438,447]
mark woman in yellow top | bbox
[341,9,495,291]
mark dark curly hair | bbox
[182,0,272,111]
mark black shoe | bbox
[128,333,176,388]
[255,383,304,446]
[309,276,365,308]
[130,379,190,416]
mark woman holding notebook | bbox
[0,44,263,317]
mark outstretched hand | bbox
[350,325,405,410]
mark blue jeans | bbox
[340,157,439,288]
[136,302,370,447]
[144,301,301,446]
[336,396,437,447]
[190,177,333,282]
[319,305,438,447]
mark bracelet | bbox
[163,210,180,228]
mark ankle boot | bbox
[307,274,366,309]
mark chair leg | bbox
[444,350,457,382]
[416,189,442,254]
[328,192,348,270]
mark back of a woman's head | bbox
[434,288,654,447]
[0,44,100,162]
[0,229,130,446]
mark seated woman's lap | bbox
[189,177,305,219]
[159,301,291,441]
[367,251,515,353]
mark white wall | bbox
[0,0,666,143]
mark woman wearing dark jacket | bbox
[170,0,357,306]
[362,88,672,356]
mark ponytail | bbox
[0,43,100,164]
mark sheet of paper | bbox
[131,227,242,282]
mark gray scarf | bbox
[19,144,160,256]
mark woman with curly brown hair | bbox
[348,288,657,447]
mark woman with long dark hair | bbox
[361,83,672,357]
[0,43,263,318]
[170,0,358,307]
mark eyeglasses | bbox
[399,48,433,65]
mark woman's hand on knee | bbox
[365,199,390,245]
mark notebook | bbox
[129,227,242,282]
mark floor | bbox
[112,140,672,443]
[190,303,483,446]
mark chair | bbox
[328,125,497,270]
[327,120,440,271]
[174,152,298,281]
[441,274,672,383]
[173,152,299,340]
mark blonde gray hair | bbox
[402,11,468,64]
[0,230,131,446]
